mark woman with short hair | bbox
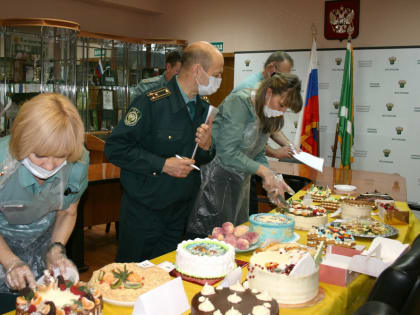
[0,93,89,312]
[188,73,303,236]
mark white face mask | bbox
[22,158,67,179]
[263,94,284,118]
[196,67,222,96]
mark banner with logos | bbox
[234,47,420,204]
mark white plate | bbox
[235,242,260,253]
[289,232,300,243]
[334,185,357,192]
[103,296,136,307]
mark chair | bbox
[354,234,420,315]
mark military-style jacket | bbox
[105,77,215,209]
[132,73,167,99]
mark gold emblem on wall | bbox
[386,103,394,111]
[335,58,342,66]
[398,80,406,88]
[395,127,403,135]
[383,149,391,157]
[388,56,397,65]
[294,121,298,128]
[333,101,340,109]
[244,59,251,67]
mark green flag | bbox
[338,42,354,169]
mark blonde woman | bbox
[188,73,302,237]
[0,93,89,312]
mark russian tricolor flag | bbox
[297,38,320,156]
[96,59,104,79]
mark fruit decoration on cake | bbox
[16,270,102,315]
[210,222,260,251]
[88,263,171,303]
[282,202,328,230]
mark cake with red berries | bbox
[16,270,102,315]
[287,202,328,230]
[247,246,319,304]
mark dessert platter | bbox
[285,202,328,230]
[210,222,260,252]
[16,270,103,315]
[190,282,279,315]
[88,263,172,306]
[319,196,341,212]
[336,219,399,239]
[307,223,356,249]
[247,243,320,305]
[249,213,296,243]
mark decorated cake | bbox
[88,263,171,303]
[247,250,319,304]
[16,271,102,315]
[286,203,328,230]
[319,196,341,212]
[307,185,331,202]
[175,238,235,279]
[191,282,278,315]
[341,199,374,219]
[249,213,295,243]
[307,224,356,249]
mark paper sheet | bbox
[132,277,190,315]
[218,267,243,288]
[292,151,324,172]
[191,105,218,159]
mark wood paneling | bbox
[208,54,234,107]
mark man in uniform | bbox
[105,41,224,262]
[132,50,182,97]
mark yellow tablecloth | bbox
[6,197,420,315]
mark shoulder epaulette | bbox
[142,76,160,83]
[147,87,171,102]
[200,96,210,104]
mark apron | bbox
[0,155,71,293]
[188,106,269,236]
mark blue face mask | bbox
[22,158,67,179]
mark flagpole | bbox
[332,27,354,168]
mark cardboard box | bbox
[376,200,409,225]
[348,237,409,277]
[319,245,363,287]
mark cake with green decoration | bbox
[175,238,235,279]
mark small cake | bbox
[341,200,374,219]
[320,196,341,212]
[307,185,331,202]
[249,213,295,243]
[191,282,278,315]
[247,250,319,304]
[16,271,102,315]
[176,238,235,279]
[287,203,328,230]
[89,263,171,303]
[307,224,356,249]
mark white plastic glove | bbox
[264,174,296,208]
[5,259,36,291]
[45,243,79,280]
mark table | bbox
[66,163,121,270]
[7,165,419,315]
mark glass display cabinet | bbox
[76,32,186,136]
[0,19,186,136]
[0,18,79,135]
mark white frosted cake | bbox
[248,250,319,304]
[175,238,235,279]
[287,203,328,230]
[341,200,373,219]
